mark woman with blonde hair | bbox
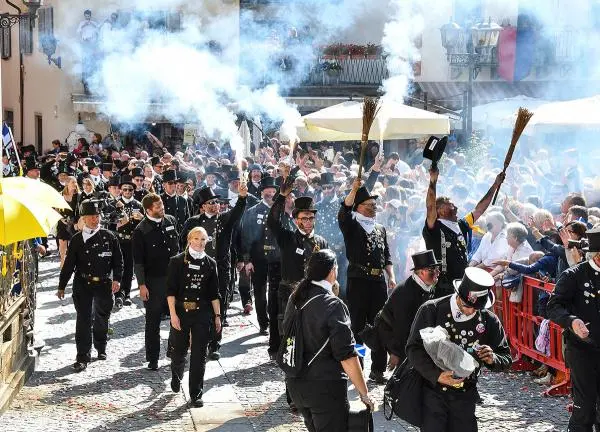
[166,226,220,408]
[56,175,81,267]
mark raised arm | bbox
[471,172,506,222]
[267,177,294,247]
[426,167,439,230]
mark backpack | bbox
[276,294,330,378]
[383,359,423,427]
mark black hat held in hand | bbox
[423,136,448,169]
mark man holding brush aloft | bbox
[547,227,600,432]
[423,166,505,297]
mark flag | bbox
[2,122,22,176]
[497,17,536,82]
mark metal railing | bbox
[302,58,389,86]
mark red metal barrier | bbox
[501,276,571,397]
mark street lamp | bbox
[440,17,501,143]
[0,1,42,28]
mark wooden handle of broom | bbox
[357,136,368,179]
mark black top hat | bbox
[227,167,241,182]
[106,176,121,188]
[293,197,317,218]
[411,250,442,270]
[175,171,188,183]
[79,199,100,216]
[23,156,41,172]
[454,267,495,310]
[119,175,136,189]
[320,172,335,185]
[584,227,600,252]
[57,162,74,176]
[196,187,221,207]
[101,162,113,172]
[259,176,278,191]
[423,136,448,169]
[353,186,379,209]
[86,159,100,169]
[162,169,180,183]
[65,153,78,166]
[131,167,144,178]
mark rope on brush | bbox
[357,97,381,179]
[492,107,534,205]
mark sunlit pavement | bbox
[2,246,570,431]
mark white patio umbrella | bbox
[526,95,600,133]
[471,95,549,129]
[298,100,449,142]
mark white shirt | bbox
[412,273,434,293]
[450,294,477,322]
[471,230,510,267]
[77,19,99,41]
[509,241,534,263]
[82,226,100,243]
[228,190,238,207]
[189,247,207,260]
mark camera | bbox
[568,239,589,250]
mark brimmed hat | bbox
[131,167,144,179]
[293,197,317,218]
[583,227,600,252]
[119,175,136,189]
[227,167,241,182]
[248,163,263,173]
[259,175,278,191]
[320,172,335,185]
[86,159,100,170]
[101,162,113,172]
[411,250,441,270]
[162,169,180,183]
[454,267,495,310]
[23,156,41,172]
[196,186,221,206]
[353,186,379,210]
[205,165,225,182]
[423,136,448,168]
[79,199,100,216]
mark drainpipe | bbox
[6,0,24,145]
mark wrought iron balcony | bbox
[303,57,389,86]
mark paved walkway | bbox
[2,249,571,431]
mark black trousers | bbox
[267,262,281,353]
[566,344,600,431]
[170,305,212,400]
[72,277,114,363]
[346,277,388,373]
[117,241,134,300]
[143,276,167,363]
[251,259,270,331]
[286,379,349,432]
[421,384,478,432]
[239,269,252,307]
[278,282,294,335]
[208,265,230,353]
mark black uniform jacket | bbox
[179,196,246,263]
[377,275,435,359]
[283,283,356,380]
[58,229,124,290]
[161,192,190,232]
[241,200,280,264]
[116,197,143,242]
[338,203,391,281]
[547,260,600,351]
[406,295,511,389]
[166,252,220,303]
[132,214,179,285]
[267,194,328,284]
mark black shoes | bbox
[208,351,220,361]
[171,377,181,393]
[147,361,159,371]
[114,297,123,311]
[72,361,87,372]
[97,352,107,361]
[190,397,204,408]
[369,370,387,385]
[123,298,132,306]
[259,327,269,336]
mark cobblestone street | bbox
[2,251,572,431]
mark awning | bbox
[417,81,549,107]
[73,93,351,116]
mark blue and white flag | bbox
[2,122,22,176]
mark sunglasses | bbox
[322,185,334,190]
[121,187,134,192]
[206,200,219,205]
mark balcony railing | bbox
[303,58,389,86]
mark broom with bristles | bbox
[492,107,534,205]
[357,97,381,179]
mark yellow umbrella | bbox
[1,177,70,210]
[0,181,63,245]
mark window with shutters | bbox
[19,15,33,54]
[38,7,54,52]
[0,26,10,59]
